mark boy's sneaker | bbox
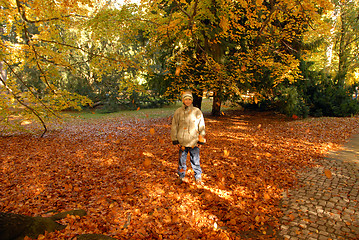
[196,178,204,185]
[177,177,185,184]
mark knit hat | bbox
[182,91,193,100]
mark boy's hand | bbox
[198,135,206,144]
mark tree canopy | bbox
[1,0,359,134]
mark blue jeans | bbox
[178,146,202,180]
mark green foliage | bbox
[237,63,359,118]
[105,88,170,113]
[271,70,359,118]
[303,77,359,117]
[273,86,309,118]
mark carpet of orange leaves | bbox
[1,111,359,239]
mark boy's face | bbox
[183,97,193,107]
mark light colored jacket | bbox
[171,104,205,147]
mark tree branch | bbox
[173,0,191,19]
[2,60,61,120]
[37,39,126,64]
[21,22,57,94]
[0,72,47,137]
[258,5,277,36]
[16,0,87,23]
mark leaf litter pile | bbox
[1,111,359,239]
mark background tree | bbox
[1,0,358,136]
[331,0,359,85]
[0,0,104,135]
[281,0,359,117]
[0,0,147,134]
[141,0,334,115]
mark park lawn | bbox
[66,98,220,120]
[1,106,359,239]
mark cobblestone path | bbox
[279,135,359,240]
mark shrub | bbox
[304,80,359,117]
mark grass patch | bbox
[66,99,218,120]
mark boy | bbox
[171,91,206,184]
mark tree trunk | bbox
[337,15,348,85]
[0,212,66,240]
[211,91,221,116]
[192,92,202,109]
[0,210,115,240]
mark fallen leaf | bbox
[143,152,155,157]
[175,65,181,76]
[143,158,151,168]
[229,219,236,225]
[152,209,159,217]
[3,110,359,240]
[263,193,270,201]
[164,214,172,223]
[223,149,230,158]
[324,169,332,179]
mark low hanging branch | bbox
[37,39,127,65]
[0,75,47,137]
[3,60,61,120]
[21,23,57,94]
[16,0,90,96]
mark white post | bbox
[0,61,6,83]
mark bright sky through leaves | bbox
[114,0,140,7]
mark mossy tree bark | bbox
[0,210,116,240]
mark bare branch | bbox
[281,40,298,53]
[172,0,191,19]
[258,5,277,36]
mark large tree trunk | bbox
[211,91,222,116]
[0,211,67,240]
[0,210,116,240]
[193,92,202,109]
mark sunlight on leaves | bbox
[2,110,358,239]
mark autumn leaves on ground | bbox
[1,110,359,240]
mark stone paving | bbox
[279,135,359,240]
